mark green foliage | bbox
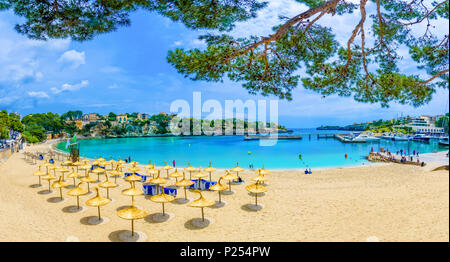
[108,112,117,121]
[1,0,266,40]
[149,113,173,134]
[61,110,83,120]
[22,112,64,135]
[2,0,447,106]
[0,110,25,138]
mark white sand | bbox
[0,142,448,242]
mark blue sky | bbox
[0,0,448,128]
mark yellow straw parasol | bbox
[67,168,82,187]
[48,164,58,176]
[42,173,57,192]
[78,163,91,176]
[150,186,175,216]
[91,159,102,166]
[168,168,183,183]
[259,165,270,175]
[230,162,245,178]
[99,175,117,199]
[63,159,73,166]
[109,168,123,183]
[149,170,168,192]
[80,172,97,192]
[72,160,82,172]
[129,164,141,173]
[33,166,46,186]
[245,181,267,207]
[52,176,69,200]
[86,187,111,220]
[184,162,197,179]
[125,172,143,187]
[175,172,194,200]
[192,167,208,180]
[122,182,144,203]
[67,182,89,210]
[162,161,173,178]
[146,167,159,178]
[57,165,70,181]
[221,170,239,193]
[92,167,106,182]
[117,200,148,237]
[252,170,269,183]
[208,177,229,204]
[204,162,217,181]
[188,190,215,222]
[144,160,153,170]
[42,160,53,173]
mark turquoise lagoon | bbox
[57,129,446,169]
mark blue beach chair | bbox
[143,184,158,195]
[188,179,200,190]
[49,159,54,164]
[200,180,217,190]
[164,187,177,197]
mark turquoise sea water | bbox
[57,129,446,169]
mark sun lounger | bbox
[164,187,177,197]
[200,180,217,190]
[142,184,157,195]
[188,179,200,189]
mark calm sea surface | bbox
[57,128,446,169]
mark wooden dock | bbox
[317,134,335,139]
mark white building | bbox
[406,116,445,135]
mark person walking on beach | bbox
[172,160,175,167]
[413,150,416,155]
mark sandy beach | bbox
[0,141,448,242]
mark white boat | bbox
[412,134,431,142]
[392,134,410,141]
[438,137,449,146]
[380,133,394,140]
[352,133,380,142]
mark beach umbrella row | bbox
[30,156,270,240]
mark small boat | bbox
[352,133,380,142]
[380,133,394,140]
[412,134,431,142]
[392,134,410,141]
[438,137,449,147]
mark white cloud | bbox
[190,39,206,48]
[107,84,120,89]
[100,66,122,73]
[27,91,49,98]
[51,80,89,94]
[172,40,183,47]
[58,50,86,69]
